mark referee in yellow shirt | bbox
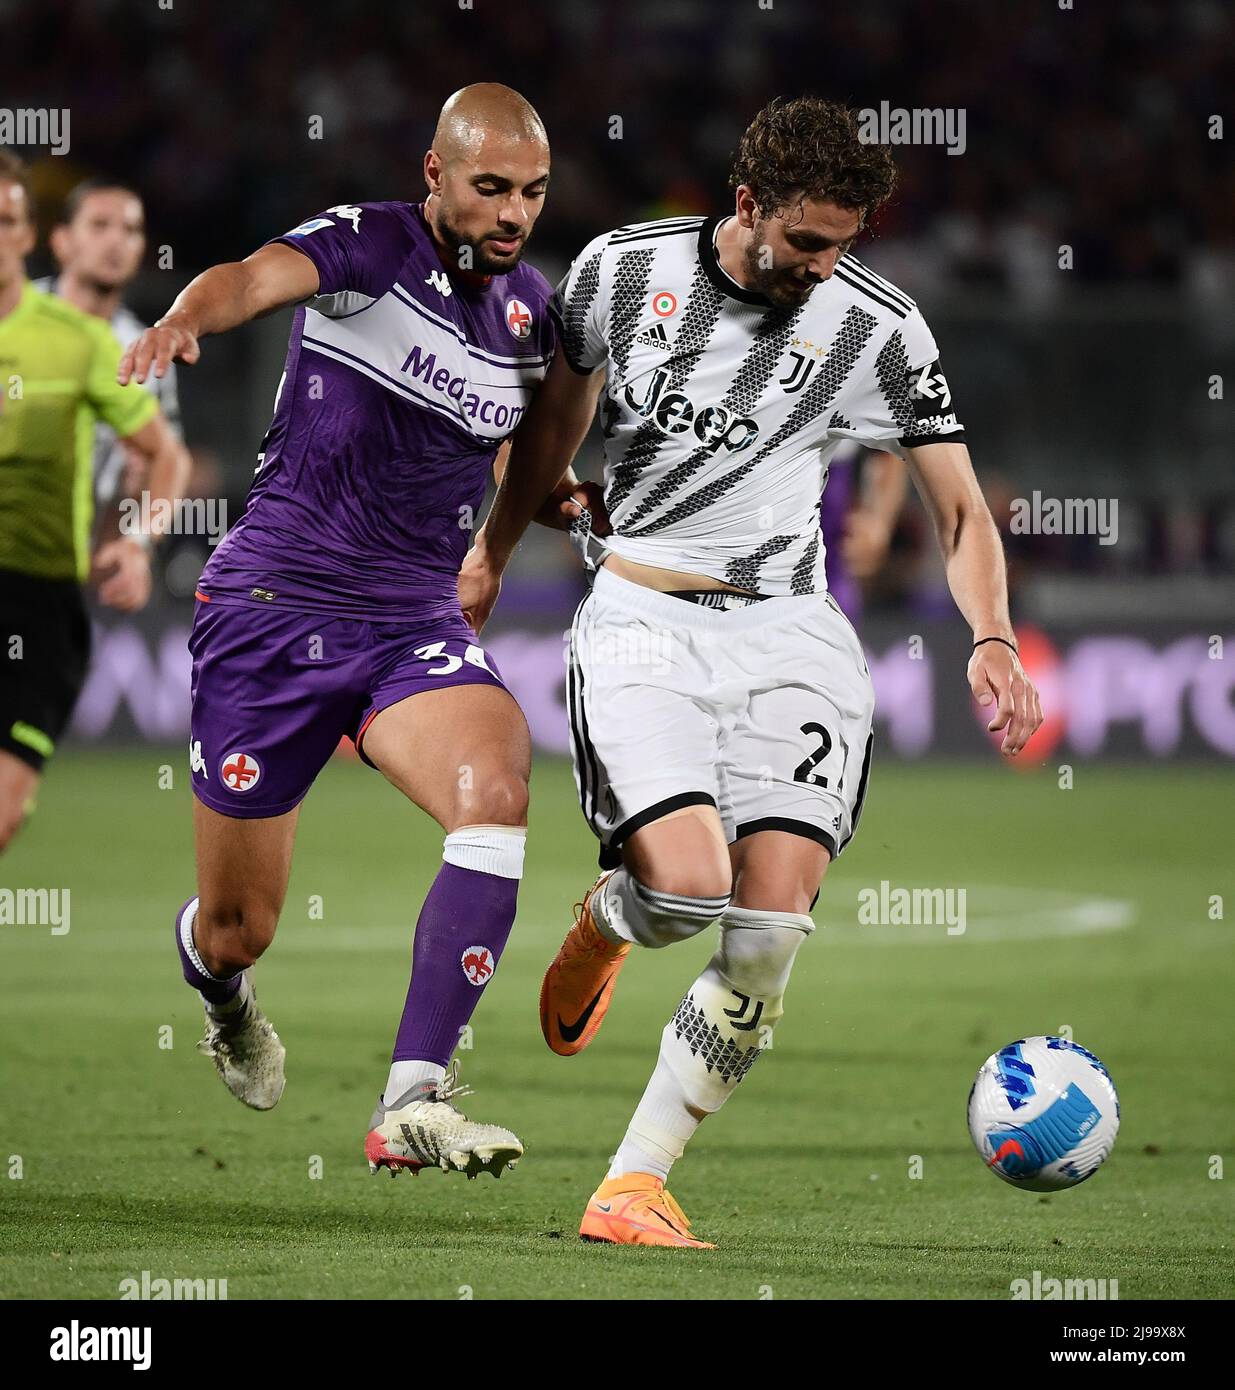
[0,152,183,851]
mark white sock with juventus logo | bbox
[608,906,814,1180]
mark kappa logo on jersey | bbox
[633,321,672,352]
[189,738,208,781]
[461,945,495,986]
[505,298,532,340]
[650,289,677,317]
[623,366,759,453]
[425,269,453,297]
[326,204,364,233]
[220,750,262,793]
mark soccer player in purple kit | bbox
[121,84,594,1179]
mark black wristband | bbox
[973,635,1018,655]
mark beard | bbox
[741,226,821,308]
[433,203,526,277]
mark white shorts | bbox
[567,566,876,866]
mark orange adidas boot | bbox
[579,1173,715,1248]
[540,873,630,1056]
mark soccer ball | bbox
[967,1035,1119,1191]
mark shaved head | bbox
[433,83,547,164]
[423,84,550,277]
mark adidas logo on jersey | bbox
[633,321,671,351]
[622,366,759,454]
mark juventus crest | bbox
[777,348,818,394]
[778,336,827,394]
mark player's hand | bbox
[119,321,200,385]
[967,638,1043,757]
[92,537,153,613]
[541,479,612,536]
[458,544,503,635]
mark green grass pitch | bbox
[1,749,1231,1299]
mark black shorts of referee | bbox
[0,567,91,772]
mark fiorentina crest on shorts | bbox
[505,298,532,340]
[220,750,262,793]
[461,945,495,986]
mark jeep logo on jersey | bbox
[622,367,759,454]
[505,298,532,340]
[220,751,261,793]
[461,945,495,986]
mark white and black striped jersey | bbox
[553,215,965,595]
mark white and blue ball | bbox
[968,1035,1119,1191]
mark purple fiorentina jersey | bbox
[199,201,556,619]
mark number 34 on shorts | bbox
[412,640,494,677]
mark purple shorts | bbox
[188,598,506,819]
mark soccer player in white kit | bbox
[38,179,190,611]
[461,97,1043,1245]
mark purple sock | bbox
[392,861,519,1067]
[174,897,243,1006]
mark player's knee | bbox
[624,816,732,904]
[195,899,278,976]
[611,872,731,948]
[454,767,528,830]
[638,860,732,906]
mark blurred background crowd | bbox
[5,0,1232,624]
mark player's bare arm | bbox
[90,410,188,611]
[489,435,608,534]
[904,440,1043,756]
[461,350,607,630]
[103,430,192,530]
[118,242,320,384]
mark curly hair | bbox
[730,96,897,222]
